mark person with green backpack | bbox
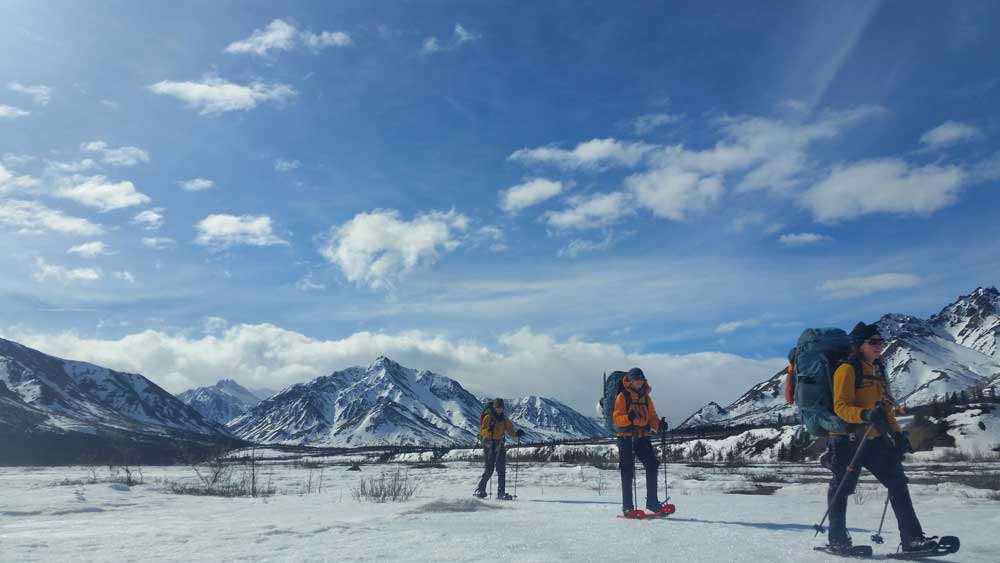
[473,398,524,500]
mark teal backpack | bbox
[599,371,629,433]
[792,328,855,437]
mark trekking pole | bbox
[660,417,669,501]
[513,435,520,499]
[871,493,890,544]
[814,424,875,536]
[631,422,638,510]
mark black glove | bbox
[515,429,525,438]
[891,431,912,456]
[627,411,640,423]
[660,418,669,432]
[861,406,887,424]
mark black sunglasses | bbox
[865,338,886,346]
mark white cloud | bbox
[632,112,679,135]
[802,158,965,223]
[730,211,768,232]
[80,141,150,166]
[178,178,215,191]
[0,164,39,195]
[274,158,302,172]
[32,257,102,283]
[1,323,783,425]
[8,83,52,106]
[625,166,723,221]
[132,209,165,231]
[778,232,832,247]
[545,192,633,230]
[141,237,175,250]
[67,241,115,258]
[558,230,634,258]
[225,19,352,56]
[500,178,563,213]
[510,138,654,170]
[422,23,480,54]
[56,175,151,212]
[919,121,982,149]
[149,76,296,116]
[0,200,103,236]
[714,317,766,334]
[113,270,136,284]
[46,158,97,174]
[295,275,326,292]
[320,209,469,289]
[0,104,30,118]
[819,273,921,300]
[195,214,288,249]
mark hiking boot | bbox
[473,489,487,499]
[902,535,938,552]
[819,450,834,472]
[646,500,664,513]
[827,536,853,555]
[497,492,513,500]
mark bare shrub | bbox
[352,470,419,503]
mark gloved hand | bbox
[515,429,525,438]
[660,417,669,432]
[627,411,640,423]
[861,406,887,424]
[892,431,913,456]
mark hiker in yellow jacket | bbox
[823,322,937,554]
[474,398,523,500]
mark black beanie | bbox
[626,367,646,381]
[850,322,881,345]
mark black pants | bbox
[617,435,659,511]
[827,434,923,545]
[477,440,507,494]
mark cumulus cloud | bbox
[224,19,351,56]
[500,178,563,213]
[141,237,175,250]
[67,241,115,258]
[132,209,165,231]
[0,104,30,118]
[0,163,40,195]
[422,23,480,54]
[8,83,52,106]
[80,141,150,166]
[510,138,654,170]
[178,178,215,191]
[274,158,302,172]
[320,209,469,290]
[778,232,832,247]
[32,257,102,283]
[919,121,982,149]
[113,270,136,284]
[625,166,723,221]
[544,192,633,230]
[195,214,288,249]
[1,323,784,425]
[819,273,921,300]
[632,112,679,135]
[149,76,296,116]
[802,158,965,223]
[0,200,103,236]
[56,175,151,212]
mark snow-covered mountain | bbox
[228,356,608,447]
[177,379,267,425]
[505,396,609,442]
[681,287,1000,429]
[0,337,227,438]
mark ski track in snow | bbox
[1,461,997,562]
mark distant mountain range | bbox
[680,287,1000,429]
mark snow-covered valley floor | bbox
[1,458,997,562]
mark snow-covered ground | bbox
[1,458,997,562]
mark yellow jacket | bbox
[613,376,661,437]
[832,360,901,438]
[480,414,517,442]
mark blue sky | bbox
[1,1,999,421]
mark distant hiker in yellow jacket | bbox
[474,398,523,500]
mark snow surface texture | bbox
[1,458,996,562]
[681,288,1000,429]
[227,357,607,447]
